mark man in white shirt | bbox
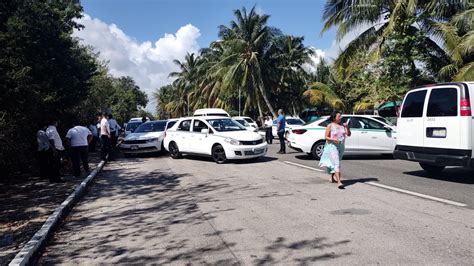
[264,115,274,144]
[37,125,51,180]
[66,125,92,177]
[100,112,111,160]
[108,114,121,150]
[46,119,65,182]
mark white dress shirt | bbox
[46,125,64,150]
[66,126,92,147]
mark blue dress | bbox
[318,124,346,174]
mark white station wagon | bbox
[164,116,268,163]
[287,115,397,159]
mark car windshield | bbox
[207,118,246,132]
[126,122,142,132]
[235,119,250,127]
[373,116,394,126]
[286,118,304,125]
[243,118,253,123]
[134,121,167,133]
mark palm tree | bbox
[169,53,201,116]
[438,5,474,80]
[217,6,277,117]
[321,0,467,79]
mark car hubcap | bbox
[171,144,177,156]
[316,145,324,157]
[213,146,225,162]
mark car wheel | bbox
[419,163,445,175]
[169,142,182,159]
[124,153,131,158]
[311,141,325,160]
[212,144,227,164]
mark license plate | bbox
[254,148,264,154]
[131,145,139,150]
[432,129,446,137]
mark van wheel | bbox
[212,144,227,164]
[311,141,325,160]
[419,163,445,174]
[169,142,181,159]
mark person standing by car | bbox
[264,115,273,144]
[36,125,50,180]
[46,119,65,182]
[100,113,111,160]
[319,111,351,189]
[108,114,120,150]
[88,120,99,152]
[65,125,92,177]
[276,109,286,154]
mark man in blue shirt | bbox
[276,109,286,154]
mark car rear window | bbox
[401,90,427,118]
[427,88,458,117]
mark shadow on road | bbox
[342,177,379,187]
[404,168,474,185]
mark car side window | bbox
[347,117,363,129]
[357,117,385,130]
[318,119,331,127]
[192,120,209,133]
[177,120,191,132]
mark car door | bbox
[397,89,428,148]
[341,116,359,152]
[189,119,213,154]
[175,119,192,152]
[355,117,394,153]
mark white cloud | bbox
[73,14,201,112]
[303,47,326,73]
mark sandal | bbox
[337,183,345,189]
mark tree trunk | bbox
[258,85,276,117]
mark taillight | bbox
[460,98,471,116]
[292,129,307,134]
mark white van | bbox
[394,82,474,173]
[193,108,230,117]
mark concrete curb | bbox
[9,160,107,266]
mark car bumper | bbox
[120,142,161,154]
[394,145,473,167]
[287,135,309,153]
[225,143,268,159]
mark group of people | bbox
[262,109,351,189]
[36,112,121,183]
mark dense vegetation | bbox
[0,0,147,180]
[155,2,473,118]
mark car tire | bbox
[419,163,445,175]
[169,142,182,159]
[311,141,325,160]
[124,153,131,158]
[212,144,227,164]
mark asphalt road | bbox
[39,148,473,264]
[271,143,474,208]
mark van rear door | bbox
[423,85,467,150]
[397,89,428,148]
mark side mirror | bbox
[201,129,209,135]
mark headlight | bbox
[146,138,159,143]
[224,138,241,145]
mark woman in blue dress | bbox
[319,111,351,189]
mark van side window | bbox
[401,90,427,118]
[177,120,191,131]
[427,88,458,117]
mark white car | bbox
[233,116,258,129]
[233,117,257,132]
[272,116,305,137]
[287,115,397,159]
[124,121,143,137]
[164,116,268,163]
[120,120,168,156]
[394,82,474,174]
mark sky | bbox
[75,0,362,111]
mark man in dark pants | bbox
[66,125,92,177]
[264,115,273,144]
[99,112,111,160]
[37,125,50,179]
[276,109,286,154]
[46,119,65,182]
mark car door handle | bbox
[361,131,368,134]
